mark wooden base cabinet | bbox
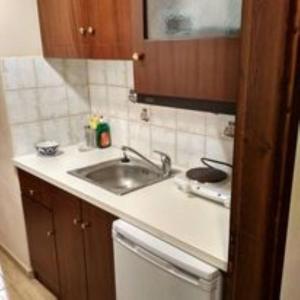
[51,190,88,300]
[23,197,60,296]
[19,170,116,300]
[82,202,116,300]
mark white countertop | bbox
[13,146,230,271]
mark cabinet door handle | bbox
[81,222,91,230]
[73,218,82,225]
[132,52,144,61]
[78,27,87,36]
[47,230,54,238]
[29,189,35,196]
[87,26,95,35]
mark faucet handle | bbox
[121,146,130,163]
[153,151,172,176]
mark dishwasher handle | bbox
[115,233,201,287]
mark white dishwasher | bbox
[112,220,222,300]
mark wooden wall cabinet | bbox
[37,0,132,59]
[87,0,133,59]
[18,170,116,300]
[131,0,241,103]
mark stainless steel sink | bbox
[69,157,177,195]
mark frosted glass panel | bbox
[146,0,242,40]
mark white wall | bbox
[0,0,42,56]
[0,0,42,269]
[281,126,300,299]
[0,76,31,269]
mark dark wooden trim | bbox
[226,0,300,299]
[137,93,236,115]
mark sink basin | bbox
[69,158,177,195]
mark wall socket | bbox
[224,121,235,138]
[140,108,150,122]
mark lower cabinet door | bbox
[23,197,60,295]
[52,190,88,300]
[82,202,116,300]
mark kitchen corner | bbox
[13,145,230,272]
[0,0,297,299]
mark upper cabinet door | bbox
[132,0,242,102]
[37,0,90,58]
[87,0,133,59]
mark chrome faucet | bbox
[121,146,172,177]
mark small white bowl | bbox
[36,141,60,156]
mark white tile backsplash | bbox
[126,61,134,88]
[151,106,177,129]
[151,126,176,161]
[70,114,89,144]
[1,56,235,165]
[34,58,64,87]
[42,118,72,146]
[110,118,129,147]
[67,85,90,115]
[177,109,206,135]
[89,85,108,115]
[1,57,36,90]
[89,59,235,167]
[106,60,127,86]
[38,87,68,119]
[5,89,39,125]
[88,60,107,85]
[17,59,37,89]
[176,132,206,168]
[206,113,235,139]
[10,123,43,156]
[205,136,234,165]
[107,86,129,119]
[129,103,151,122]
[1,58,19,90]
[65,60,88,85]
[1,56,89,155]
[129,121,151,156]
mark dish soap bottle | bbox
[96,118,111,149]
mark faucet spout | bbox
[121,146,172,177]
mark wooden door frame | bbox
[226,0,300,299]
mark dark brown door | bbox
[23,197,60,295]
[52,189,88,300]
[132,0,240,102]
[225,0,300,298]
[82,202,116,300]
[37,0,90,58]
[87,0,133,59]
